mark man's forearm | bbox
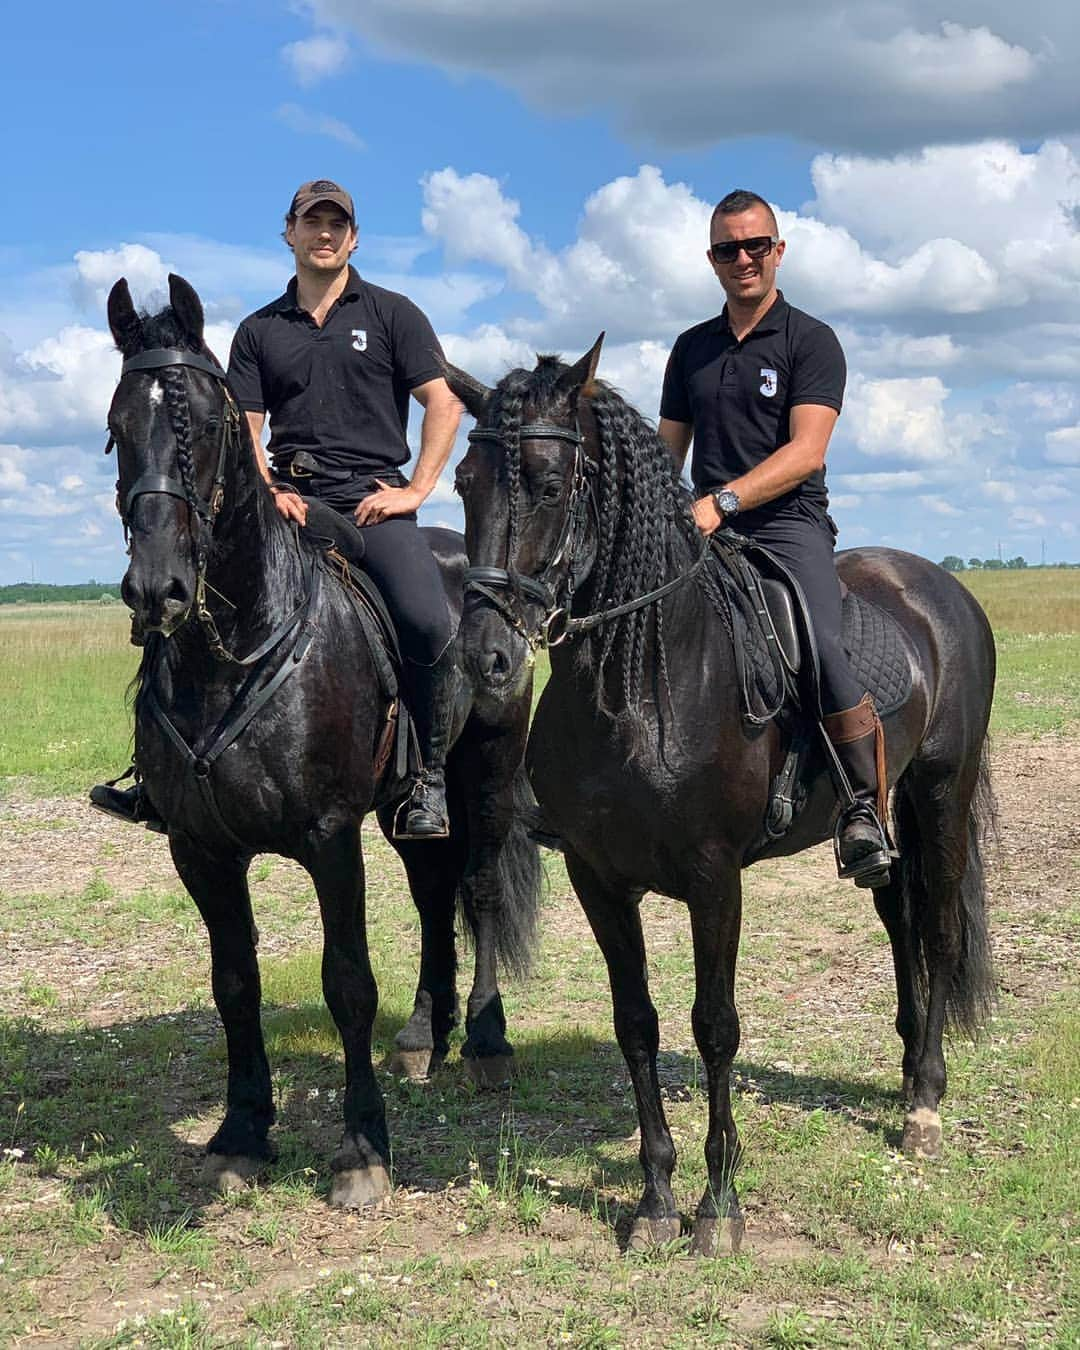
[409,397,461,501]
[723,437,825,512]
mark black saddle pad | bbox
[842,592,913,716]
[723,558,913,722]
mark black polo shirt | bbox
[660,291,844,521]
[227,266,444,477]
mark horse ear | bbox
[437,353,493,421]
[556,332,605,400]
[107,278,142,352]
[168,273,205,345]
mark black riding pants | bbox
[285,472,454,667]
[730,504,864,716]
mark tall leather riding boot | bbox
[396,648,458,839]
[823,693,892,889]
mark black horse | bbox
[445,339,996,1255]
[102,274,540,1207]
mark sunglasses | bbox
[709,236,778,264]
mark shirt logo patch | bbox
[760,368,778,398]
[351,329,367,352]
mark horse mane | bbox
[486,358,724,742]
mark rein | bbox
[462,421,708,650]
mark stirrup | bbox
[392,777,450,841]
[833,804,893,889]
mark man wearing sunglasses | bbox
[658,188,891,889]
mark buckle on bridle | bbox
[540,608,569,647]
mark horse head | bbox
[106,274,236,644]
[443,336,605,695]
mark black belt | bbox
[273,453,407,488]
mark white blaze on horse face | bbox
[148,380,164,407]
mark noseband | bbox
[463,419,709,651]
[106,346,245,660]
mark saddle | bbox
[708,531,915,842]
[300,499,420,788]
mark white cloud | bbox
[843,376,951,462]
[74,244,169,314]
[281,33,350,86]
[983,481,1018,504]
[832,471,930,492]
[303,2,1075,152]
[276,103,364,150]
[1045,426,1080,464]
[918,494,963,517]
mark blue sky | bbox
[3,0,1079,583]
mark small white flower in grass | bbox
[437,1114,447,1124]
[339,1286,356,1298]
[455,1221,467,1233]
[485,1278,498,1289]
[2,1148,24,1160]
[307,1088,319,1101]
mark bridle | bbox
[463,420,596,649]
[463,418,709,651]
[105,346,263,663]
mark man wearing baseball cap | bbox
[226,178,464,838]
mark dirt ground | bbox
[0,734,1077,1346]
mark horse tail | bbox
[457,763,543,980]
[894,735,997,1038]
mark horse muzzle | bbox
[122,566,194,644]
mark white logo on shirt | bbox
[351,329,367,352]
[760,368,778,398]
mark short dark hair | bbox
[710,190,778,236]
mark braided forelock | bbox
[161,366,202,517]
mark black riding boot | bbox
[823,694,892,889]
[89,777,166,833]
[396,649,457,839]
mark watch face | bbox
[716,489,740,516]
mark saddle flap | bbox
[759,578,801,675]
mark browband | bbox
[121,349,227,379]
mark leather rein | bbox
[463,420,708,650]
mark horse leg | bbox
[380,817,465,1081]
[686,873,746,1257]
[566,849,679,1250]
[454,728,540,1090]
[872,785,924,1104]
[892,760,993,1160]
[302,820,391,1209]
[168,837,273,1191]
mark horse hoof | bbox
[627,1216,682,1252]
[901,1107,942,1159]
[690,1215,744,1258]
[202,1154,264,1194]
[388,1047,437,1081]
[464,1054,514,1090]
[330,1163,391,1210]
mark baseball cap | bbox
[288,180,356,225]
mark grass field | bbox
[0,571,1077,1346]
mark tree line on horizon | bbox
[0,581,123,605]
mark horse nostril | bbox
[479,646,510,683]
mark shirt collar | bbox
[715,290,789,339]
[276,265,363,313]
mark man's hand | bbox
[692,494,723,535]
[271,486,308,525]
[353,479,424,526]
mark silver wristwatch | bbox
[713,487,741,518]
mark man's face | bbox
[707,205,785,307]
[287,204,357,272]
